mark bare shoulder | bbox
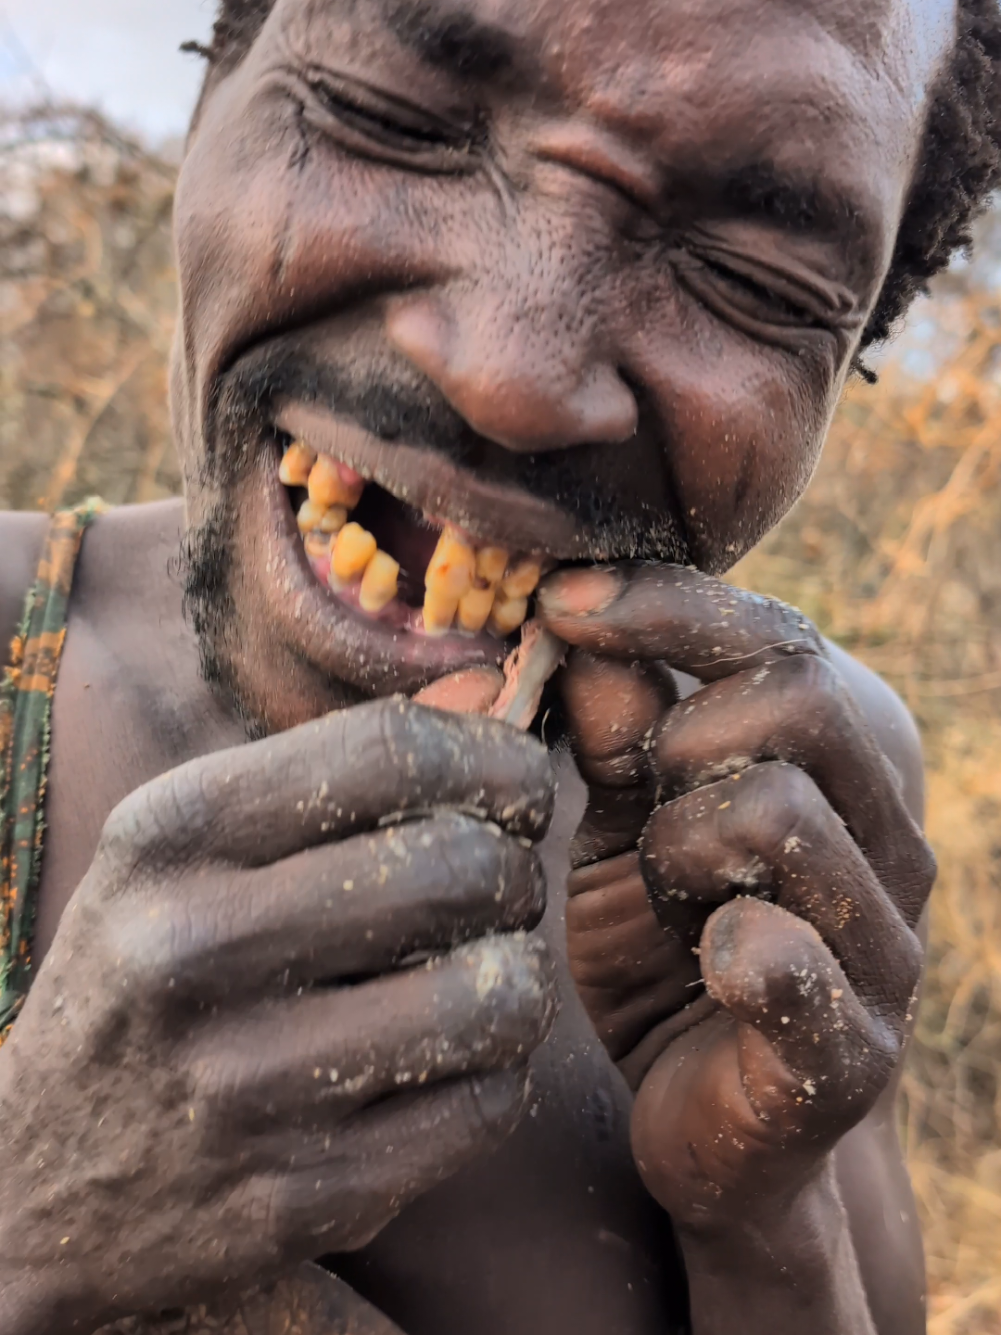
[825,637,925,825]
[0,510,50,661]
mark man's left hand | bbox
[538,563,935,1231]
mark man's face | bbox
[171,0,952,731]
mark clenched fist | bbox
[539,564,933,1233]
[0,700,556,1335]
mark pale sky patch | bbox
[1,0,215,142]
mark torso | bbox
[2,501,690,1335]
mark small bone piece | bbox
[412,621,565,730]
[279,441,317,486]
[488,622,566,730]
[331,523,378,585]
[359,550,400,613]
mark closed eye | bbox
[303,70,482,171]
[667,241,852,351]
[683,253,820,329]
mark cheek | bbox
[173,69,432,439]
[627,307,841,571]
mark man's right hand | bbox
[0,699,556,1335]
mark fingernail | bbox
[538,567,622,617]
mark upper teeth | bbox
[281,441,542,633]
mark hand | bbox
[0,699,556,1334]
[539,564,934,1230]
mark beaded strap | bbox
[0,498,107,1042]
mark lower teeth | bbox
[282,441,541,634]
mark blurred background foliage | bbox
[2,106,1000,1333]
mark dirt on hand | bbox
[3,103,1000,1335]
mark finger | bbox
[537,564,824,680]
[98,697,555,868]
[701,897,902,1132]
[640,762,925,1015]
[244,1067,530,1258]
[116,813,546,1001]
[189,936,555,1131]
[412,667,505,715]
[567,851,701,1061]
[650,654,934,918]
[560,651,675,788]
[559,650,669,866]
[570,784,656,868]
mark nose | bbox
[385,290,638,453]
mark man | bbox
[1,0,999,1330]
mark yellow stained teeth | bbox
[308,454,366,510]
[298,499,347,536]
[457,586,496,633]
[317,505,348,534]
[489,593,529,637]
[279,441,316,486]
[420,529,536,635]
[423,587,460,635]
[297,498,329,534]
[359,550,400,614]
[501,559,542,599]
[475,546,509,587]
[303,532,332,560]
[301,494,536,634]
[426,528,476,600]
[331,523,377,585]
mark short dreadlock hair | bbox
[196,0,1001,349]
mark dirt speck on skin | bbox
[6,103,1001,1330]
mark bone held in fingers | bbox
[413,621,566,731]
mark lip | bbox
[276,400,582,558]
[252,454,512,698]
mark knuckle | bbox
[729,761,824,860]
[490,832,547,929]
[451,935,558,1054]
[767,654,857,752]
[100,893,206,1008]
[894,922,925,1002]
[903,829,938,897]
[463,1069,530,1148]
[96,767,204,882]
[413,813,546,929]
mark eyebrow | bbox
[719,162,853,233]
[378,0,535,87]
[703,158,878,266]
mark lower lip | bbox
[259,455,508,693]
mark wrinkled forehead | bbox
[280,0,956,105]
[264,0,956,256]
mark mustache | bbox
[208,340,691,565]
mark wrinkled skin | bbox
[0,0,954,1329]
[545,568,934,1320]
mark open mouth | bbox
[279,438,550,642]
